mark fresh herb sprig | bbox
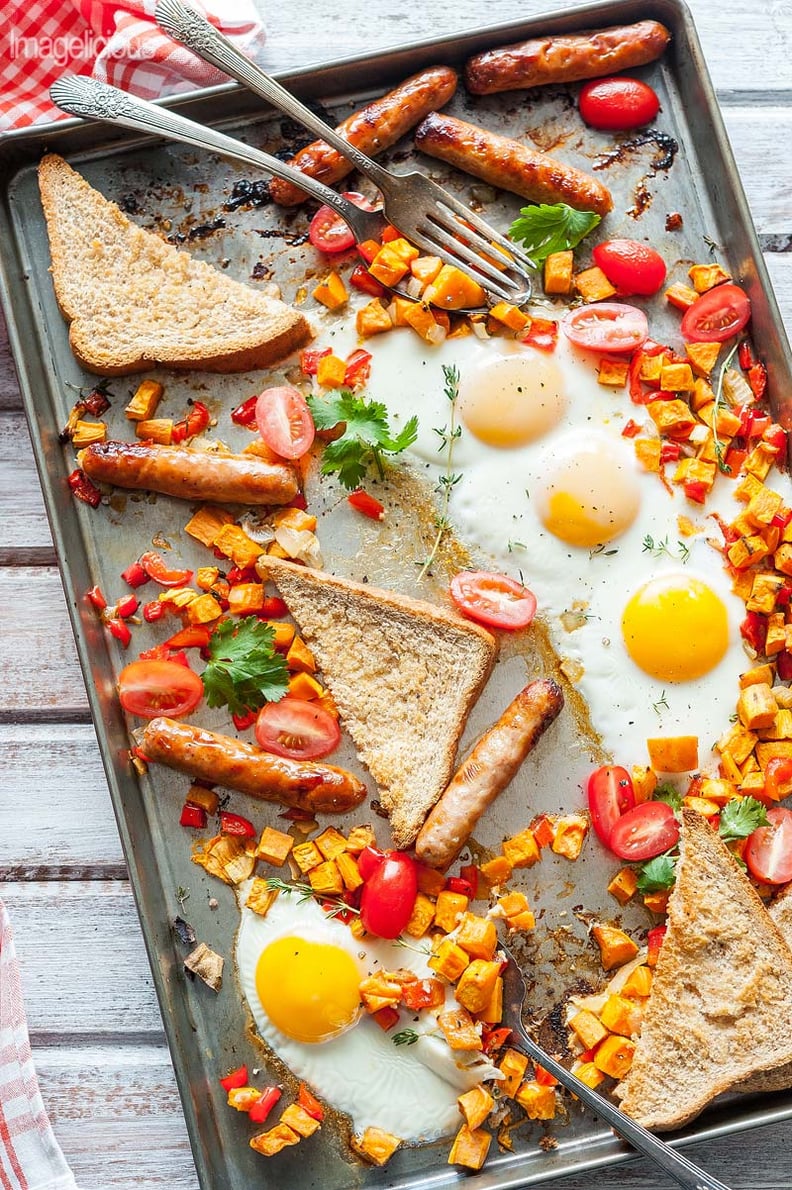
[508,203,601,263]
[307,389,418,489]
[718,796,769,842]
[265,877,360,920]
[416,365,461,580]
[636,852,677,894]
[202,618,289,717]
[642,535,690,564]
[392,1029,420,1047]
[711,340,741,474]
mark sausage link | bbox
[79,440,298,505]
[269,65,457,206]
[465,20,671,94]
[415,679,564,870]
[414,112,612,215]
[141,717,367,814]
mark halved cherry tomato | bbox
[357,845,386,881]
[587,765,636,847]
[681,283,751,343]
[308,192,375,254]
[745,807,792,884]
[360,851,418,939]
[118,658,203,719]
[139,551,193,588]
[592,240,666,296]
[607,801,680,861]
[255,696,340,760]
[562,303,648,354]
[579,77,660,131]
[255,386,315,460]
[450,571,537,631]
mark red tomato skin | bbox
[360,852,418,939]
[681,284,751,343]
[587,765,636,847]
[450,571,537,631]
[745,807,792,884]
[254,697,340,760]
[308,193,374,253]
[255,386,315,460]
[118,659,203,719]
[592,240,667,296]
[579,77,660,131]
[357,845,386,881]
[608,801,680,861]
[562,303,649,354]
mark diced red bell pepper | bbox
[520,316,558,353]
[138,643,173,662]
[777,651,792,682]
[248,1086,282,1124]
[219,811,256,838]
[777,585,792,607]
[165,625,212,650]
[344,347,373,387]
[628,339,666,403]
[763,424,787,454]
[738,340,756,370]
[772,510,792,532]
[357,239,381,265]
[259,596,288,619]
[67,468,102,507]
[683,478,708,505]
[82,387,111,416]
[659,442,681,465]
[621,418,642,438]
[445,875,475,899]
[533,1063,559,1087]
[172,400,211,444]
[130,745,151,765]
[459,864,479,898]
[646,924,667,968]
[739,409,770,439]
[372,1005,400,1031]
[142,600,167,623]
[299,347,332,376]
[232,709,258,731]
[740,611,768,653]
[347,489,385,521]
[116,594,139,619]
[482,1026,512,1054]
[139,551,193,587]
[297,1083,325,1121]
[180,802,207,830]
[349,264,386,299]
[748,362,768,400]
[106,617,132,647]
[381,225,400,243]
[219,1065,248,1092]
[86,584,107,612]
[121,560,150,588]
[532,815,556,849]
[288,491,308,511]
[230,395,259,427]
[226,565,258,585]
[724,446,747,476]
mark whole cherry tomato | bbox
[360,852,418,938]
[579,77,660,131]
[592,239,667,296]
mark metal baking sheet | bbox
[2,1,792,1186]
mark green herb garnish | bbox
[202,618,288,717]
[392,1029,420,1047]
[265,877,359,919]
[711,340,741,474]
[718,796,769,842]
[635,852,678,894]
[653,783,683,811]
[416,365,461,580]
[307,389,417,489]
[508,203,601,263]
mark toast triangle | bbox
[737,882,792,1094]
[616,808,792,1129]
[38,154,311,375]
[259,557,497,847]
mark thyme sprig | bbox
[642,535,691,563]
[712,340,741,474]
[416,365,462,580]
[265,877,359,920]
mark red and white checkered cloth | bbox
[0,899,78,1190]
[1,0,265,132]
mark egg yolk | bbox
[621,574,729,682]
[535,435,641,547]
[255,936,361,1043]
[458,352,566,447]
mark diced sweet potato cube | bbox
[349,916,368,941]
[280,1103,321,1138]
[423,264,486,311]
[593,1034,636,1078]
[498,890,531,919]
[569,1008,609,1050]
[368,246,410,287]
[738,683,779,730]
[516,1081,557,1119]
[434,890,469,932]
[227,583,265,615]
[286,635,317,674]
[607,867,638,904]
[458,1085,494,1130]
[717,723,759,765]
[245,878,279,917]
[544,250,574,295]
[313,827,347,861]
[599,993,643,1037]
[359,972,403,1013]
[643,889,670,914]
[416,863,446,898]
[489,301,530,331]
[351,1126,401,1165]
[477,975,503,1024]
[405,892,436,938]
[336,851,363,892]
[291,840,323,874]
[660,362,695,392]
[185,593,223,625]
[508,911,537,932]
[411,254,443,287]
[455,960,502,1014]
[575,1061,605,1088]
[682,795,720,817]
[592,924,639,971]
[647,398,696,439]
[621,964,653,999]
[685,341,720,376]
[635,438,662,472]
[316,353,347,387]
[308,859,343,897]
[647,735,699,773]
[345,824,375,853]
[356,298,393,337]
[437,1006,483,1051]
[256,826,294,866]
[313,270,348,310]
[250,1123,301,1155]
[698,778,738,806]
[631,765,657,804]
[213,524,263,569]
[574,266,616,302]
[689,262,731,292]
[664,283,698,310]
[428,939,469,982]
[498,1048,530,1097]
[597,357,630,387]
[403,301,447,343]
[288,672,324,700]
[551,814,588,859]
[183,507,233,549]
[125,379,165,421]
[448,1123,491,1170]
[479,855,513,886]
[456,913,498,961]
[502,828,540,869]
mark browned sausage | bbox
[269,66,458,206]
[141,717,367,814]
[465,20,671,94]
[415,679,564,870]
[414,112,612,215]
[79,441,298,505]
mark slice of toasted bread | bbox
[615,809,792,1130]
[38,154,311,375]
[259,557,497,847]
[736,883,792,1094]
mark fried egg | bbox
[317,315,749,776]
[235,890,498,1141]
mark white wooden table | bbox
[1,1,790,1185]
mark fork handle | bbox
[511,1024,732,1190]
[155,0,392,190]
[48,75,377,243]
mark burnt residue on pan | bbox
[224,178,271,211]
[592,128,679,218]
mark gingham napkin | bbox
[1,0,265,132]
[0,899,79,1190]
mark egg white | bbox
[235,889,497,1142]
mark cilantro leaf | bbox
[508,203,601,263]
[718,796,769,842]
[307,390,418,489]
[653,782,683,812]
[635,852,678,894]
[202,618,288,717]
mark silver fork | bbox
[153,0,534,303]
[500,948,732,1190]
